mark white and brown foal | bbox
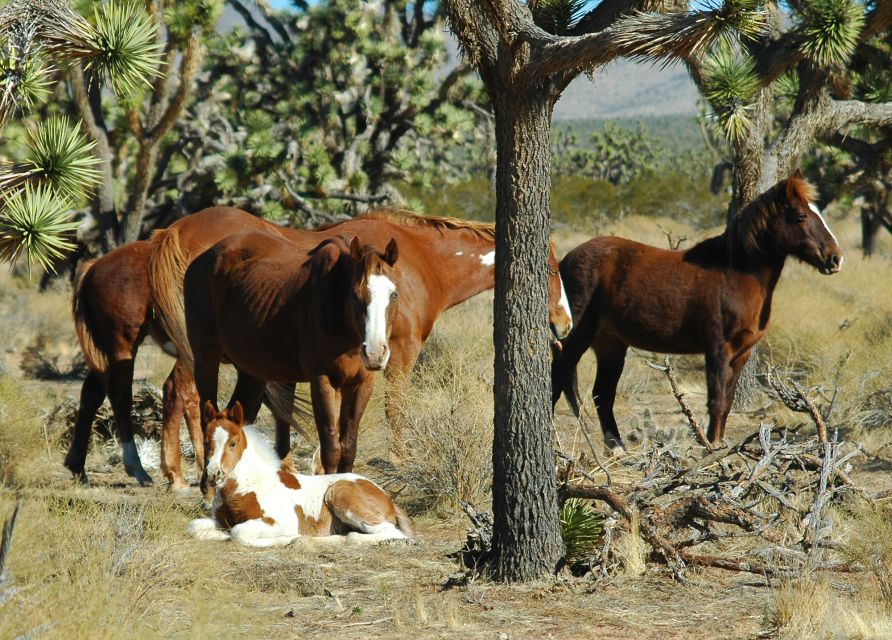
[188,402,412,547]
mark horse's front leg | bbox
[310,375,342,473]
[382,337,420,462]
[187,517,230,541]
[230,518,295,547]
[705,342,734,445]
[338,376,376,473]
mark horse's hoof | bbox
[168,479,191,495]
[604,436,628,455]
[128,468,154,486]
[68,470,89,485]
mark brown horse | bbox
[67,241,202,487]
[149,206,573,474]
[552,172,843,449]
[184,234,400,476]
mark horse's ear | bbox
[349,236,363,263]
[786,170,804,200]
[229,401,244,426]
[383,238,398,266]
[202,400,218,424]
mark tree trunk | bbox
[489,88,564,582]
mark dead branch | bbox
[645,356,713,450]
[764,368,828,442]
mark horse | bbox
[149,206,573,473]
[184,233,401,477]
[66,241,203,487]
[187,402,412,547]
[552,171,843,450]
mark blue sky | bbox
[268,1,719,11]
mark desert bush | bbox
[559,498,603,565]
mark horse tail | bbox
[393,504,414,538]
[72,258,108,373]
[147,227,194,370]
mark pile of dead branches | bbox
[559,422,867,582]
[455,359,879,584]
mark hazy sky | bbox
[267,1,719,11]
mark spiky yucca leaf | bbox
[88,0,163,96]
[25,116,101,201]
[703,44,760,107]
[799,0,865,67]
[560,498,603,564]
[0,182,79,271]
[531,0,587,36]
[702,44,759,142]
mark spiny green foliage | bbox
[179,0,488,223]
[88,0,164,96]
[0,47,50,116]
[24,116,101,200]
[0,182,79,271]
[560,498,603,565]
[702,43,759,142]
[799,0,866,67]
[531,0,586,36]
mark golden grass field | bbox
[2,212,892,639]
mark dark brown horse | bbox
[184,233,400,475]
[149,207,572,474]
[552,172,843,449]
[67,241,202,487]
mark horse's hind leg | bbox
[64,370,107,482]
[592,337,629,452]
[229,370,265,422]
[181,371,204,481]
[160,361,191,493]
[326,480,406,542]
[107,358,153,485]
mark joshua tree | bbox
[441,0,763,581]
[693,0,892,221]
[0,0,164,268]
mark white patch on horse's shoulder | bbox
[480,250,495,266]
[454,251,463,256]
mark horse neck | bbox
[721,230,787,323]
[229,435,279,496]
[410,227,495,309]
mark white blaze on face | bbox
[558,275,572,325]
[808,201,840,246]
[206,426,228,479]
[364,274,396,367]
[479,250,495,266]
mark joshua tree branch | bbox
[441,0,500,74]
[826,99,892,131]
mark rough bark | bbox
[490,87,565,581]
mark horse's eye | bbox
[391,291,398,300]
[229,441,236,448]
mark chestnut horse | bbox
[188,402,412,547]
[149,207,572,477]
[66,241,202,486]
[184,233,401,476]
[552,172,843,449]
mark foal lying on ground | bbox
[188,402,412,547]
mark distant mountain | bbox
[554,60,700,120]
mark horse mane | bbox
[242,425,284,470]
[727,175,818,261]
[358,207,495,241]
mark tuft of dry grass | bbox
[388,298,494,512]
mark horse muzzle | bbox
[821,253,843,275]
[361,344,390,371]
[550,320,572,342]
[205,467,224,487]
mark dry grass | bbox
[0,213,891,639]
